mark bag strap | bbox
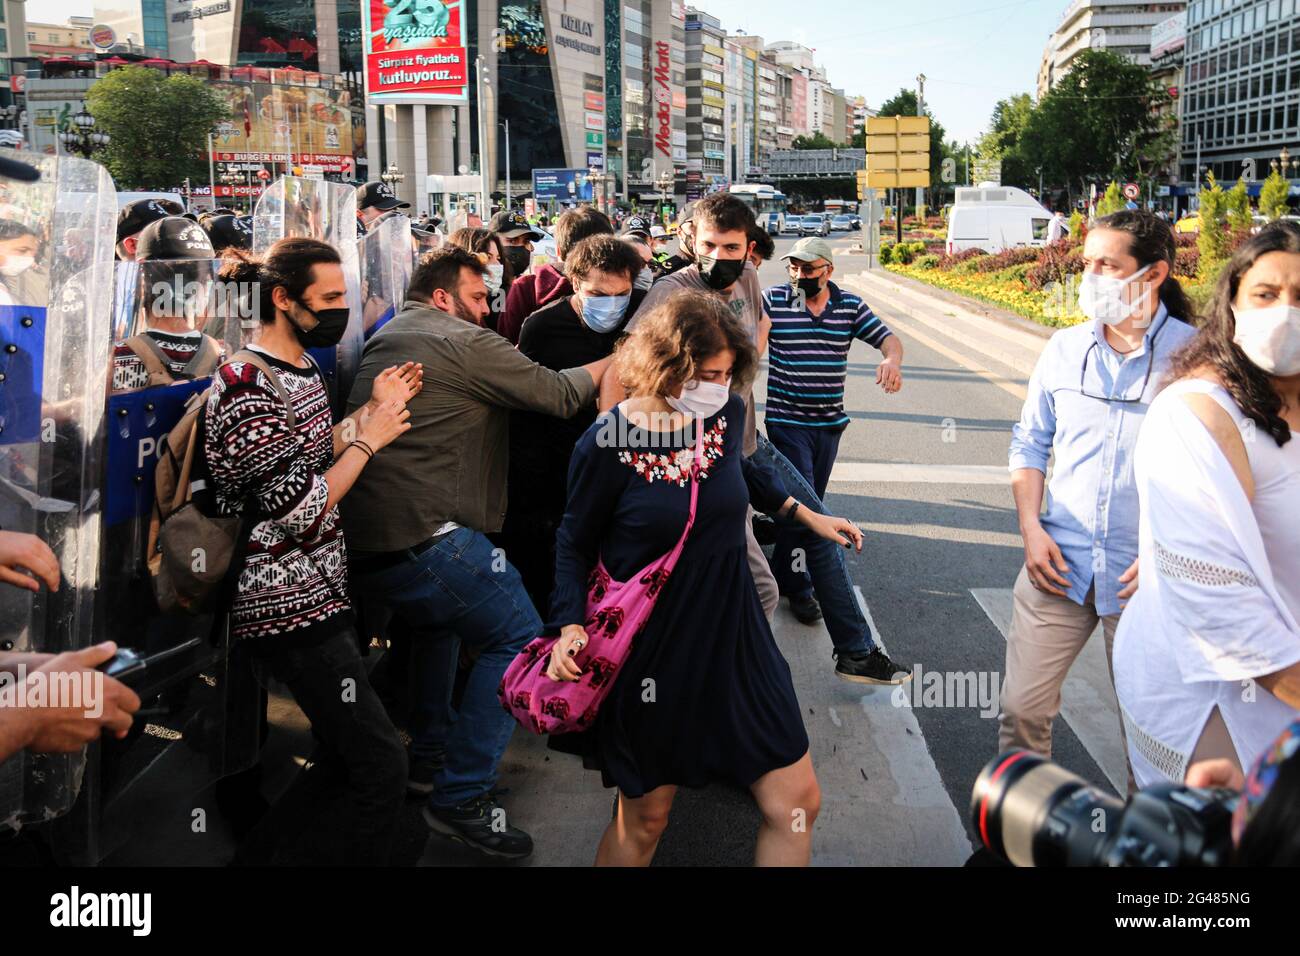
[661,418,706,570]
[124,334,175,387]
[183,334,222,380]
[231,348,297,430]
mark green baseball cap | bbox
[782,237,834,264]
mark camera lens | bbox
[972,749,1125,866]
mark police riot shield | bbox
[251,177,363,414]
[0,152,115,830]
[51,254,265,862]
[359,213,412,340]
[412,226,442,269]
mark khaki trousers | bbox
[998,565,1135,791]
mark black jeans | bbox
[251,627,407,865]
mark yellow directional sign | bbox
[863,115,931,192]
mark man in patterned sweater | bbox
[204,237,419,864]
[110,217,226,393]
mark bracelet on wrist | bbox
[348,440,375,461]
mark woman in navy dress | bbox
[546,291,864,866]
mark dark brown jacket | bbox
[343,300,596,550]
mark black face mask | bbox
[292,300,350,348]
[793,276,824,299]
[697,254,746,291]
[503,246,531,276]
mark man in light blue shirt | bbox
[999,212,1198,777]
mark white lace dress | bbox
[1114,379,1300,786]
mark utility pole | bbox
[504,118,511,210]
[915,73,926,218]
[475,56,490,216]
[208,132,216,203]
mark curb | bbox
[863,267,1056,341]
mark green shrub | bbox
[1096,181,1125,217]
[894,244,916,265]
[1068,210,1085,239]
[878,243,894,264]
[915,254,939,270]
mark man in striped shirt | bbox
[762,237,904,621]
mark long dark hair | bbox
[218,237,341,324]
[1168,220,1300,447]
[1092,210,1194,322]
[447,226,514,289]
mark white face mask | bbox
[1077,264,1152,326]
[1232,304,1300,376]
[665,379,729,419]
[0,256,35,277]
[484,263,504,293]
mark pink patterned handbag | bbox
[499,424,703,735]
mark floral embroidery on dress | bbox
[617,417,726,486]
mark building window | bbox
[237,0,321,69]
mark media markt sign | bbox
[586,131,604,148]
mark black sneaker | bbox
[407,750,444,797]
[789,593,823,625]
[834,648,913,685]
[422,795,534,859]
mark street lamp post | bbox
[655,170,673,223]
[58,109,110,159]
[381,162,405,209]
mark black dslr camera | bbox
[971,749,1238,867]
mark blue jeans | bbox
[767,423,843,600]
[752,432,875,656]
[350,527,540,809]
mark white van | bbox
[945,185,1052,255]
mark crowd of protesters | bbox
[1,184,1298,869]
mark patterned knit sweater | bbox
[203,347,351,643]
[111,329,227,392]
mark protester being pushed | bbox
[498,205,612,344]
[446,226,515,333]
[206,237,419,864]
[1114,220,1300,790]
[1002,211,1196,790]
[544,291,863,866]
[343,246,613,860]
[502,234,647,615]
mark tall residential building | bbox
[25,17,95,58]
[1149,11,1185,188]
[1038,0,1188,97]
[1179,0,1300,187]
[2,0,32,111]
[685,7,728,195]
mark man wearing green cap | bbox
[763,236,905,624]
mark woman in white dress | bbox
[1114,221,1300,787]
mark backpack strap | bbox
[124,334,176,387]
[183,334,223,380]
[230,348,297,430]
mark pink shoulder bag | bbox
[499,420,703,735]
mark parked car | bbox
[799,215,830,237]
[781,216,802,235]
[831,215,855,232]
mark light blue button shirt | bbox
[1008,304,1197,615]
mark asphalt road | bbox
[102,230,1120,867]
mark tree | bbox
[86,66,229,191]
[1226,176,1253,231]
[792,131,844,150]
[979,93,1036,188]
[1096,181,1125,217]
[1015,50,1175,207]
[1259,168,1291,220]
[1197,172,1230,275]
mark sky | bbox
[35,0,1066,143]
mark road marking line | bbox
[969,587,1129,794]
[830,462,1010,484]
[864,308,1029,402]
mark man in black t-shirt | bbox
[502,234,647,613]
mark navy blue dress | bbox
[548,394,809,796]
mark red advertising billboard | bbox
[364,0,469,103]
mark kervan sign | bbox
[363,0,468,102]
[654,41,672,158]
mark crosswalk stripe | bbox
[969,587,1129,794]
[830,462,1011,484]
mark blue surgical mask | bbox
[579,293,631,333]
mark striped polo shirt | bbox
[762,280,893,429]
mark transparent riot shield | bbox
[359,213,412,340]
[0,152,115,830]
[56,256,263,863]
[252,177,363,414]
[412,227,442,269]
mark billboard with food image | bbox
[210,80,355,169]
[364,0,469,103]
